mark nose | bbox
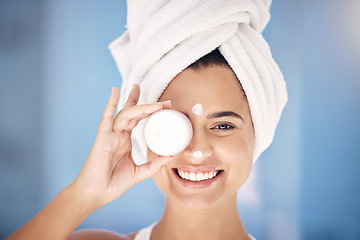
[182,126,212,160]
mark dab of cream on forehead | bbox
[192,103,203,116]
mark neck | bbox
[152,194,250,240]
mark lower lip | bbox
[172,169,223,189]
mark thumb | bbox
[134,156,173,184]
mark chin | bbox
[168,188,233,211]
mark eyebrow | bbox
[207,111,244,121]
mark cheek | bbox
[215,131,254,161]
[214,133,254,185]
[150,167,169,195]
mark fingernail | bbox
[132,83,139,91]
[162,100,171,103]
[111,87,116,94]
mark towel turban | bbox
[109,0,288,165]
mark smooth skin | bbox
[149,66,255,240]
[8,66,255,240]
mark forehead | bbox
[159,66,247,111]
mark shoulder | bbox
[68,229,138,240]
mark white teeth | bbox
[196,172,204,181]
[177,170,219,181]
[190,172,196,181]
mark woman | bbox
[9,0,287,239]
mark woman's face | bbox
[148,65,255,210]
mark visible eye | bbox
[213,123,235,130]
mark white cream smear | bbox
[191,104,203,158]
[193,150,203,158]
[192,103,203,116]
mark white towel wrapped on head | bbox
[109,0,288,165]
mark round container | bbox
[144,109,193,156]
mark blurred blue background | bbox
[0,0,359,239]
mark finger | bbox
[123,84,140,109]
[134,155,173,184]
[113,100,171,132]
[160,99,171,109]
[98,87,120,132]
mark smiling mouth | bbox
[173,168,223,182]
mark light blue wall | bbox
[0,0,43,238]
[299,1,360,238]
[0,0,359,239]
